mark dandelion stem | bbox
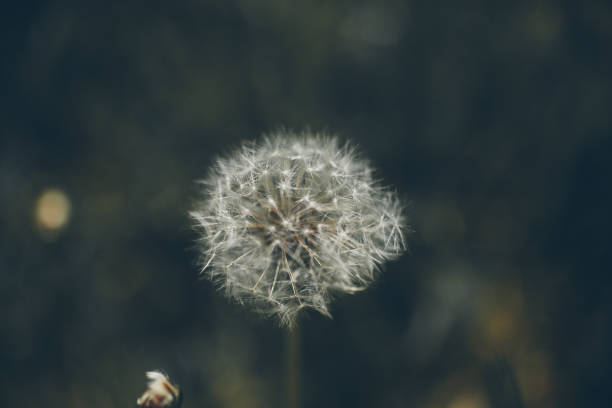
[285,325,301,408]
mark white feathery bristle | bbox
[191,131,407,326]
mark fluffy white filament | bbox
[191,131,406,326]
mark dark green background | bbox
[1,1,611,407]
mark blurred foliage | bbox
[1,1,611,407]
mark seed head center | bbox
[249,198,324,269]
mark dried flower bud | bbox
[137,371,182,408]
[191,131,406,326]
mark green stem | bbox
[285,326,301,408]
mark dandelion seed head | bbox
[191,131,406,326]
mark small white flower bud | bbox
[137,371,182,408]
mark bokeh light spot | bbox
[35,188,71,231]
[448,392,488,408]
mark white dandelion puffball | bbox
[191,131,406,326]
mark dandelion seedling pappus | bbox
[191,131,407,327]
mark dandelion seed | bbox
[191,130,407,326]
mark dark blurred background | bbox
[1,1,611,407]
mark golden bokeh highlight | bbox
[516,349,554,405]
[480,282,524,346]
[448,392,488,408]
[35,188,71,231]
